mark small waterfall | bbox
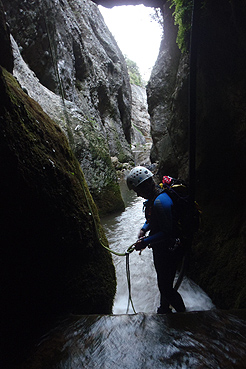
[25,311,246,368]
[101,180,214,315]
[23,180,246,369]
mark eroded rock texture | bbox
[130,84,152,165]
[147,3,187,178]
[92,0,165,7]
[147,0,246,309]
[130,84,151,145]
[0,2,116,367]
[2,0,134,214]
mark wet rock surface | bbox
[130,84,151,144]
[130,84,152,165]
[0,64,116,368]
[2,0,133,214]
[147,1,246,310]
[23,310,246,369]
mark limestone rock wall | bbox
[0,3,116,366]
[130,83,152,165]
[147,3,189,179]
[147,0,246,309]
[92,0,165,7]
[0,1,13,72]
[130,84,151,145]
[2,0,134,214]
[189,0,246,310]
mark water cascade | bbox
[24,180,246,368]
[102,181,214,314]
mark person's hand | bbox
[134,238,146,253]
[138,229,145,239]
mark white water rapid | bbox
[101,181,215,315]
[24,181,246,369]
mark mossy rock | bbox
[91,181,125,217]
[0,66,116,366]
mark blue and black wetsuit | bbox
[140,190,185,314]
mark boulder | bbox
[0,57,116,369]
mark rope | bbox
[41,0,199,311]
[101,242,136,313]
[125,252,137,314]
[100,241,137,314]
[40,0,134,258]
[99,240,136,313]
[40,0,74,148]
[72,151,137,313]
[97,241,136,257]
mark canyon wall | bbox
[147,0,246,309]
[0,3,116,367]
[2,0,135,215]
[93,0,246,309]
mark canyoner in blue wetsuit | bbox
[127,166,186,314]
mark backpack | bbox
[159,176,201,244]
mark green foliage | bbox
[125,56,145,87]
[169,0,193,52]
[150,8,164,30]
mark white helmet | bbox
[126,166,154,190]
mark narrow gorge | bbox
[0,0,246,368]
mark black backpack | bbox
[159,176,201,243]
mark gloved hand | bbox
[138,229,146,239]
[134,238,146,251]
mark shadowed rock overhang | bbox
[92,0,165,8]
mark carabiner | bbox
[125,244,136,255]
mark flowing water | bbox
[26,311,246,369]
[25,181,246,368]
[102,180,214,315]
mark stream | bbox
[25,179,246,368]
[102,180,214,315]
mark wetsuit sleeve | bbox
[142,193,173,247]
[141,221,150,233]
